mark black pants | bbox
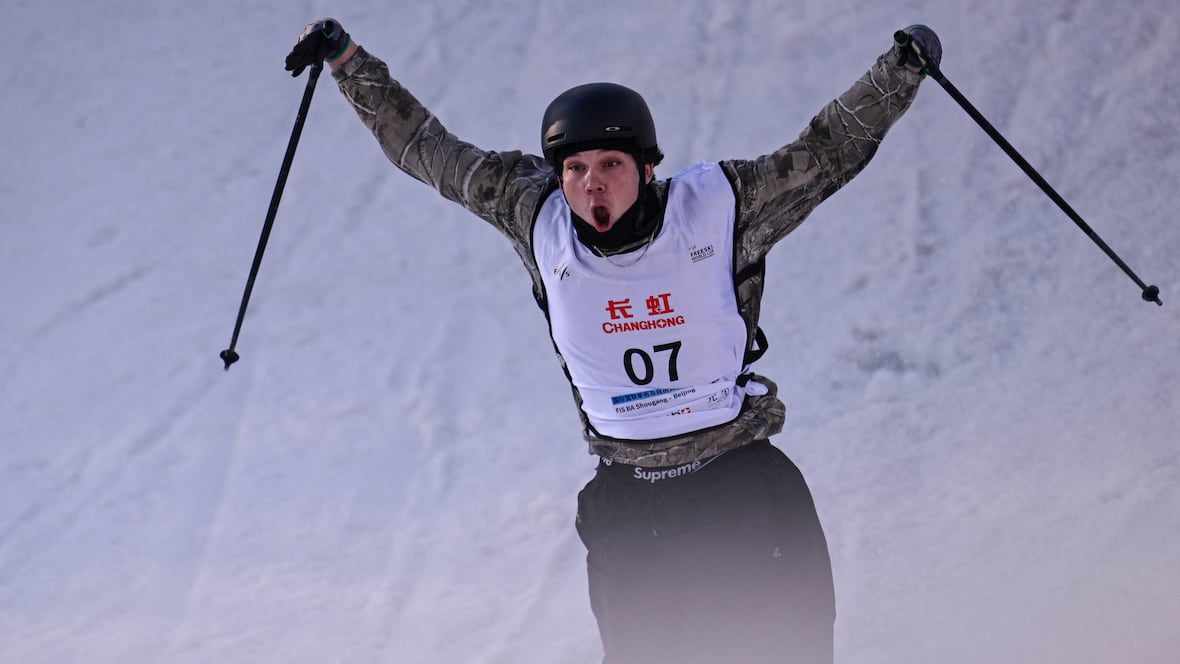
[576,440,834,664]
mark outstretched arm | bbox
[725,26,941,267]
[285,19,552,251]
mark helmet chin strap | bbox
[635,159,647,223]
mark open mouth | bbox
[591,205,611,229]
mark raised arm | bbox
[725,26,942,266]
[285,19,554,252]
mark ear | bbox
[644,163,654,184]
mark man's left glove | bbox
[894,24,942,74]
[285,18,351,77]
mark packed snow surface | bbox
[2,1,1177,662]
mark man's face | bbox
[560,149,652,233]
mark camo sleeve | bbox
[723,42,925,270]
[330,47,553,258]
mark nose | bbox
[584,169,606,192]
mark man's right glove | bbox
[894,24,942,75]
[285,18,351,77]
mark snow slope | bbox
[1,1,1177,662]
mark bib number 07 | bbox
[623,341,682,385]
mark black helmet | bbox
[541,82,661,170]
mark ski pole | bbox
[925,64,1162,306]
[220,63,325,370]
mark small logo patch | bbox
[690,245,715,263]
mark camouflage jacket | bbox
[332,44,924,467]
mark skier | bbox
[286,18,940,664]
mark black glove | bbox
[285,18,351,77]
[893,24,942,74]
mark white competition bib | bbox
[534,162,749,440]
